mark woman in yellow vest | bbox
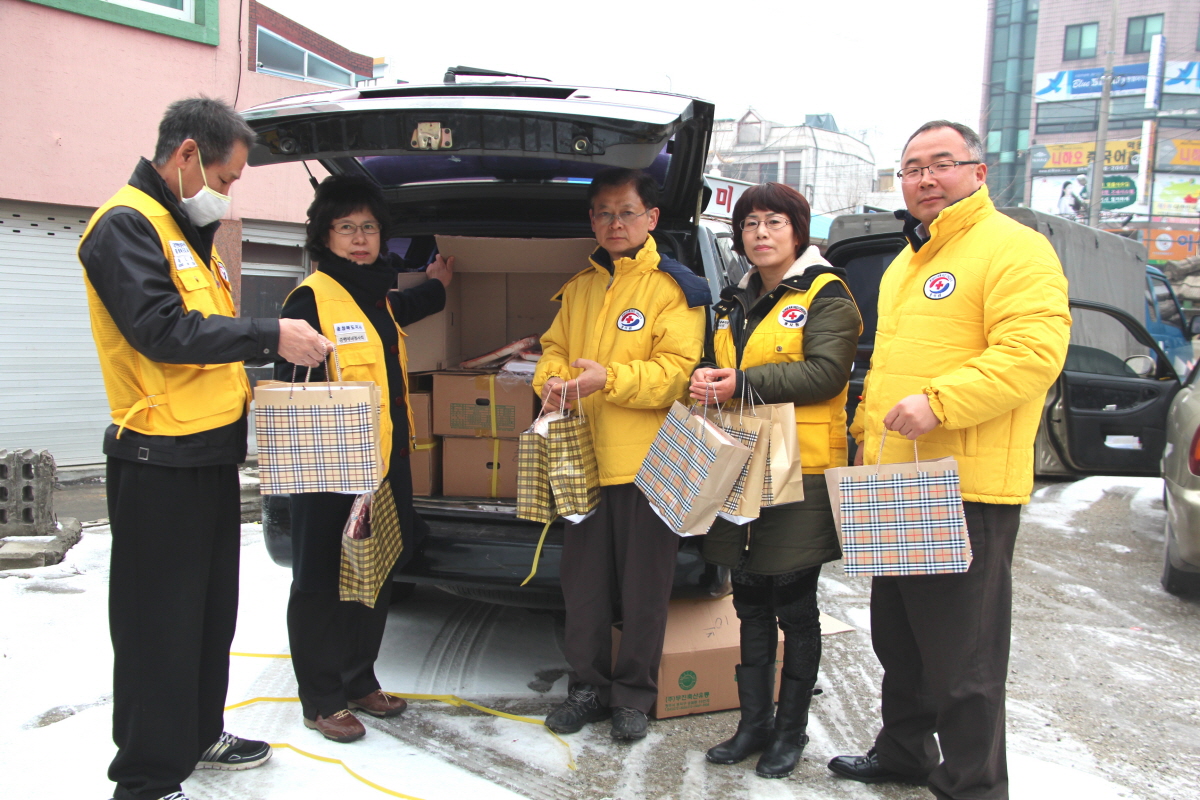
[277,175,453,743]
[690,183,860,778]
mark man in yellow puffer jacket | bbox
[533,168,709,741]
[828,122,1071,800]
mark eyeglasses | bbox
[592,210,649,227]
[330,221,381,236]
[896,160,981,183]
[740,216,791,232]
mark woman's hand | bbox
[689,367,737,404]
[426,254,455,288]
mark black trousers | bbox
[871,501,1021,800]
[288,577,394,720]
[106,458,242,800]
[560,483,680,713]
[731,565,822,681]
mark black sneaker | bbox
[196,732,273,771]
[545,684,610,734]
[159,793,191,800]
[610,707,648,741]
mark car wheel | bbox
[1162,519,1200,596]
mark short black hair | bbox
[903,120,984,162]
[152,96,257,167]
[305,174,391,257]
[587,167,660,209]
[731,182,811,259]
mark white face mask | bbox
[178,149,231,228]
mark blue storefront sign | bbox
[1036,63,1149,102]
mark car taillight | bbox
[1189,426,1200,476]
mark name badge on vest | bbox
[716,318,730,330]
[169,240,199,271]
[334,321,368,345]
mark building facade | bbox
[707,111,879,219]
[1,0,373,466]
[980,0,1200,262]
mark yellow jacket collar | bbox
[589,235,660,275]
[926,184,994,243]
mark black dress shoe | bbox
[827,748,927,784]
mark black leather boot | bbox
[705,663,776,764]
[755,675,814,778]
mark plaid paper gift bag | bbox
[338,480,404,607]
[824,434,970,576]
[546,412,600,520]
[636,401,751,537]
[254,375,383,495]
[704,404,768,525]
[516,427,556,524]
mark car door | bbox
[1046,299,1181,476]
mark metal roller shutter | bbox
[0,201,108,466]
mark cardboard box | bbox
[442,436,519,498]
[432,372,536,440]
[395,237,594,373]
[613,596,855,719]
[408,393,440,496]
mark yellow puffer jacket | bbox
[532,236,708,485]
[849,185,1071,504]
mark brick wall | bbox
[248,1,373,79]
[214,220,244,310]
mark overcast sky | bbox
[262,0,989,167]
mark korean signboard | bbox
[1035,61,1200,102]
[1030,139,1141,176]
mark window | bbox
[1126,14,1163,55]
[737,121,761,145]
[101,0,193,21]
[1108,94,1155,129]
[257,27,354,87]
[785,161,803,189]
[25,0,217,44]
[1064,22,1098,60]
[1035,100,1099,134]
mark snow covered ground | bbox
[2,475,1187,799]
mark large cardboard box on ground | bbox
[397,236,596,373]
[408,392,440,496]
[432,372,536,440]
[442,436,519,498]
[613,595,853,719]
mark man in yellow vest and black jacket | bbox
[79,98,330,800]
[533,168,710,741]
[829,122,1071,800]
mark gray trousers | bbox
[560,483,680,713]
[871,501,1021,800]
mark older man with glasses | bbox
[533,167,710,741]
[828,121,1071,800]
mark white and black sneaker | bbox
[159,793,191,800]
[196,731,273,770]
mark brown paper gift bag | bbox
[635,402,752,537]
[704,403,769,525]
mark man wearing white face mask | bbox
[79,97,330,800]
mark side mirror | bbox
[1125,354,1156,378]
[1188,314,1200,338]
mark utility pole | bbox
[1088,0,1120,228]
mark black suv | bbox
[243,74,744,607]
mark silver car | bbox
[1162,359,1200,594]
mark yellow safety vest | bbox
[713,272,852,473]
[80,185,251,437]
[294,270,416,476]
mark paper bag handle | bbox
[873,429,920,472]
[289,345,343,399]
